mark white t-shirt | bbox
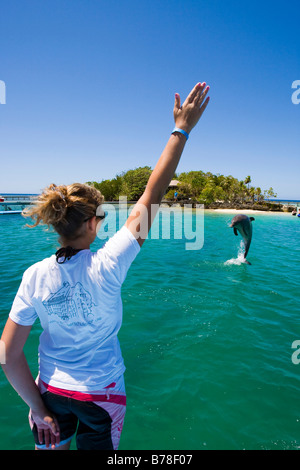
[9,226,140,391]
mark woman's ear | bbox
[86,216,98,233]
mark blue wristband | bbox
[172,127,189,140]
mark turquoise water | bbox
[0,209,300,450]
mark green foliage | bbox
[121,166,152,200]
[264,187,277,200]
[164,189,176,200]
[86,176,123,201]
[87,167,152,201]
[87,168,276,205]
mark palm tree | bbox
[244,176,251,189]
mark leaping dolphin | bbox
[230,214,255,264]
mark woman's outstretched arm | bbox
[125,82,210,246]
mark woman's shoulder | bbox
[22,254,56,279]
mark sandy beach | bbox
[207,208,292,215]
[161,204,295,215]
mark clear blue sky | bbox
[1,0,299,198]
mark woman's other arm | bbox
[1,318,60,448]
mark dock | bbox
[0,195,36,215]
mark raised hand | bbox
[173,82,210,135]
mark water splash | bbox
[225,241,247,266]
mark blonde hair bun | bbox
[23,182,104,242]
[46,184,69,225]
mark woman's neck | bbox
[61,239,91,250]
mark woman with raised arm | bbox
[1,82,210,450]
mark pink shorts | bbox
[30,375,126,450]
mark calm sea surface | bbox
[0,207,300,450]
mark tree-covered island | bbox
[86,166,289,211]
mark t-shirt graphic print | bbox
[42,281,95,326]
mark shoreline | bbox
[157,204,295,215]
[205,208,292,215]
[1,195,297,217]
[159,198,298,214]
[159,202,297,215]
